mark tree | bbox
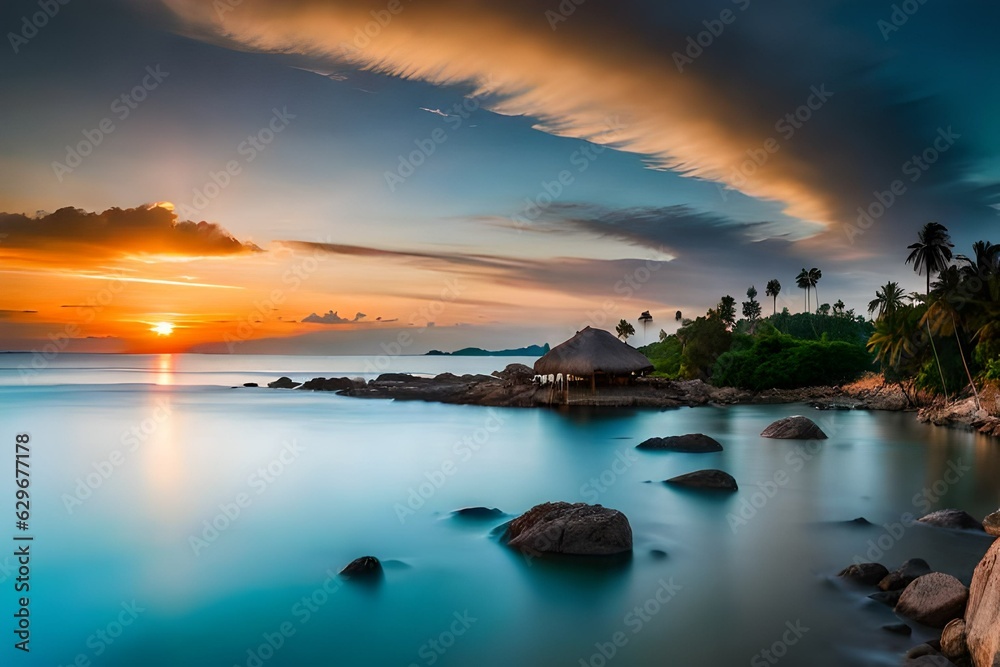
[818,303,831,316]
[742,286,762,325]
[922,266,980,409]
[717,295,737,330]
[796,269,810,312]
[638,311,652,342]
[675,310,683,322]
[867,281,906,321]
[765,279,781,315]
[833,300,845,317]
[906,222,954,294]
[808,268,823,309]
[616,319,635,343]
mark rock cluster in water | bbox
[637,433,723,452]
[504,502,633,556]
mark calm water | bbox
[1,354,998,667]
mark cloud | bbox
[302,310,367,324]
[0,204,261,265]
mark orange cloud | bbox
[160,0,836,226]
[0,204,261,266]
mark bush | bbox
[638,336,682,377]
[712,330,873,389]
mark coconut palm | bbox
[795,269,810,311]
[675,310,682,322]
[922,266,980,409]
[833,299,845,317]
[808,268,822,310]
[867,281,906,321]
[765,279,781,315]
[638,311,652,343]
[616,319,635,343]
[905,222,954,294]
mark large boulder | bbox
[299,377,356,391]
[879,558,933,591]
[637,434,723,453]
[665,469,738,491]
[491,364,535,385]
[505,502,632,556]
[896,572,969,628]
[940,618,968,662]
[983,510,1000,537]
[918,509,985,532]
[838,562,889,586]
[268,376,301,389]
[965,538,1000,667]
[760,415,827,439]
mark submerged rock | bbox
[965,537,1000,667]
[664,469,737,491]
[268,376,301,389]
[882,622,912,636]
[340,556,383,580]
[505,502,632,556]
[918,509,985,532]
[838,562,889,586]
[879,558,933,591]
[298,377,357,391]
[452,507,506,520]
[637,433,723,453]
[243,382,259,387]
[760,415,828,439]
[869,590,902,607]
[896,572,969,628]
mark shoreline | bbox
[265,365,1000,439]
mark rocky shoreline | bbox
[262,365,1000,438]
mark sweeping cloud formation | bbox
[159,0,997,238]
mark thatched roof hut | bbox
[534,327,653,385]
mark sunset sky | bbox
[1,0,998,353]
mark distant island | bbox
[425,344,550,357]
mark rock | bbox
[491,363,534,384]
[882,622,912,636]
[452,507,505,519]
[505,502,632,556]
[896,573,969,628]
[243,382,259,387]
[869,590,903,607]
[846,517,873,526]
[637,434,723,452]
[940,618,968,661]
[906,657,957,667]
[918,509,985,532]
[664,469,738,491]
[340,556,383,580]
[983,510,1000,537]
[838,562,890,586]
[649,549,668,559]
[268,376,301,389]
[299,377,356,391]
[375,373,422,383]
[965,537,1000,667]
[760,415,828,439]
[880,558,933,591]
[906,643,942,660]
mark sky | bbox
[1,0,998,353]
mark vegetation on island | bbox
[636,223,999,404]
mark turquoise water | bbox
[0,354,998,666]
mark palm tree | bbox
[795,269,810,312]
[675,310,682,322]
[867,281,906,321]
[833,299,845,317]
[923,267,981,409]
[616,319,635,343]
[808,268,822,310]
[905,222,954,294]
[638,311,652,343]
[765,279,781,315]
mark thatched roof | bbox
[534,327,654,377]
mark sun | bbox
[151,322,174,336]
